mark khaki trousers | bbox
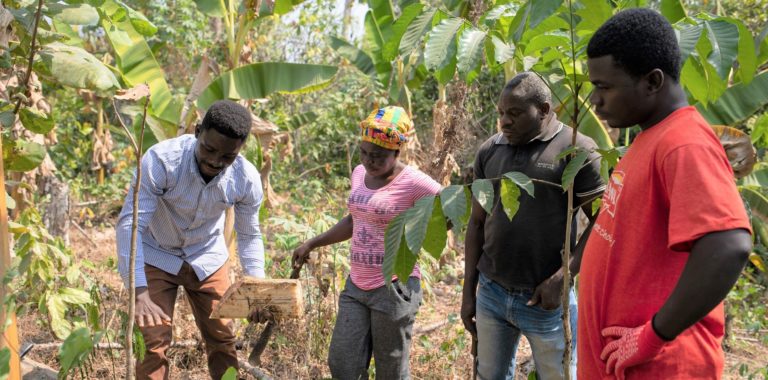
[137,262,237,380]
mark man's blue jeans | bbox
[476,272,577,380]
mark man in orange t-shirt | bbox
[578,9,753,379]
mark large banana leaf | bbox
[329,37,376,76]
[367,0,394,39]
[696,71,768,126]
[46,3,100,26]
[35,42,119,91]
[101,0,182,131]
[196,63,338,110]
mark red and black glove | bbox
[600,319,669,379]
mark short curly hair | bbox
[503,72,552,107]
[200,100,252,140]
[587,8,681,82]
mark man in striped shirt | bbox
[116,100,265,379]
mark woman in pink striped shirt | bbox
[292,106,441,379]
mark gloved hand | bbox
[600,319,669,379]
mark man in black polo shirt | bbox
[461,72,605,379]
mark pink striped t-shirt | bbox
[348,164,441,290]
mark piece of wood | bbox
[211,277,303,319]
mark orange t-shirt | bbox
[578,106,751,379]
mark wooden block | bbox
[211,277,303,319]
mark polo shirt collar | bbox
[495,113,563,145]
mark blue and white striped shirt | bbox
[116,135,265,288]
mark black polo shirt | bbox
[473,116,605,290]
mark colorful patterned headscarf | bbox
[359,106,414,150]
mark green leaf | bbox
[399,8,437,56]
[368,0,394,32]
[394,230,417,281]
[596,148,620,183]
[424,18,464,71]
[740,164,768,188]
[269,0,306,15]
[483,3,518,25]
[676,22,703,64]
[489,35,515,65]
[197,63,338,110]
[19,107,54,134]
[500,178,521,221]
[0,347,10,380]
[681,57,709,103]
[46,3,100,26]
[330,36,376,76]
[457,27,486,77]
[471,179,494,214]
[696,71,768,126]
[58,328,96,378]
[433,55,456,85]
[660,0,686,23]
[404,196,436,256]
[575,0,613,33]
[423,197,447,259]
[47,294,72,339]
[222,367,238,380]
[524,31,569,56]
[102,2,182,125]
[703,19,739,80]
[35,42,119,91]
[382,3,424,61]
[561,150,589,190]
[528,0,563,31]
[0,111,14,128]
[364,10,385,55]
[751,113,768,148]
[113,0,157,36]
[742,187,768,224]
[730,19,757,84]
[503,171,534,197]
[440,185,470,233]
[382,213,407,282]
[52,19,85,48]
[192,0,225,17]
[3,139,45,172]
[59,287,92,305]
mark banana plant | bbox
[97,0,339,147]
[329,0,430,113]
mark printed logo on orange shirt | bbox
[602,170,625,218]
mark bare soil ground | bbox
[18,224,768,379]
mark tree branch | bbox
[12,0,44,115]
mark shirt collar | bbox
[495,113,563,145]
